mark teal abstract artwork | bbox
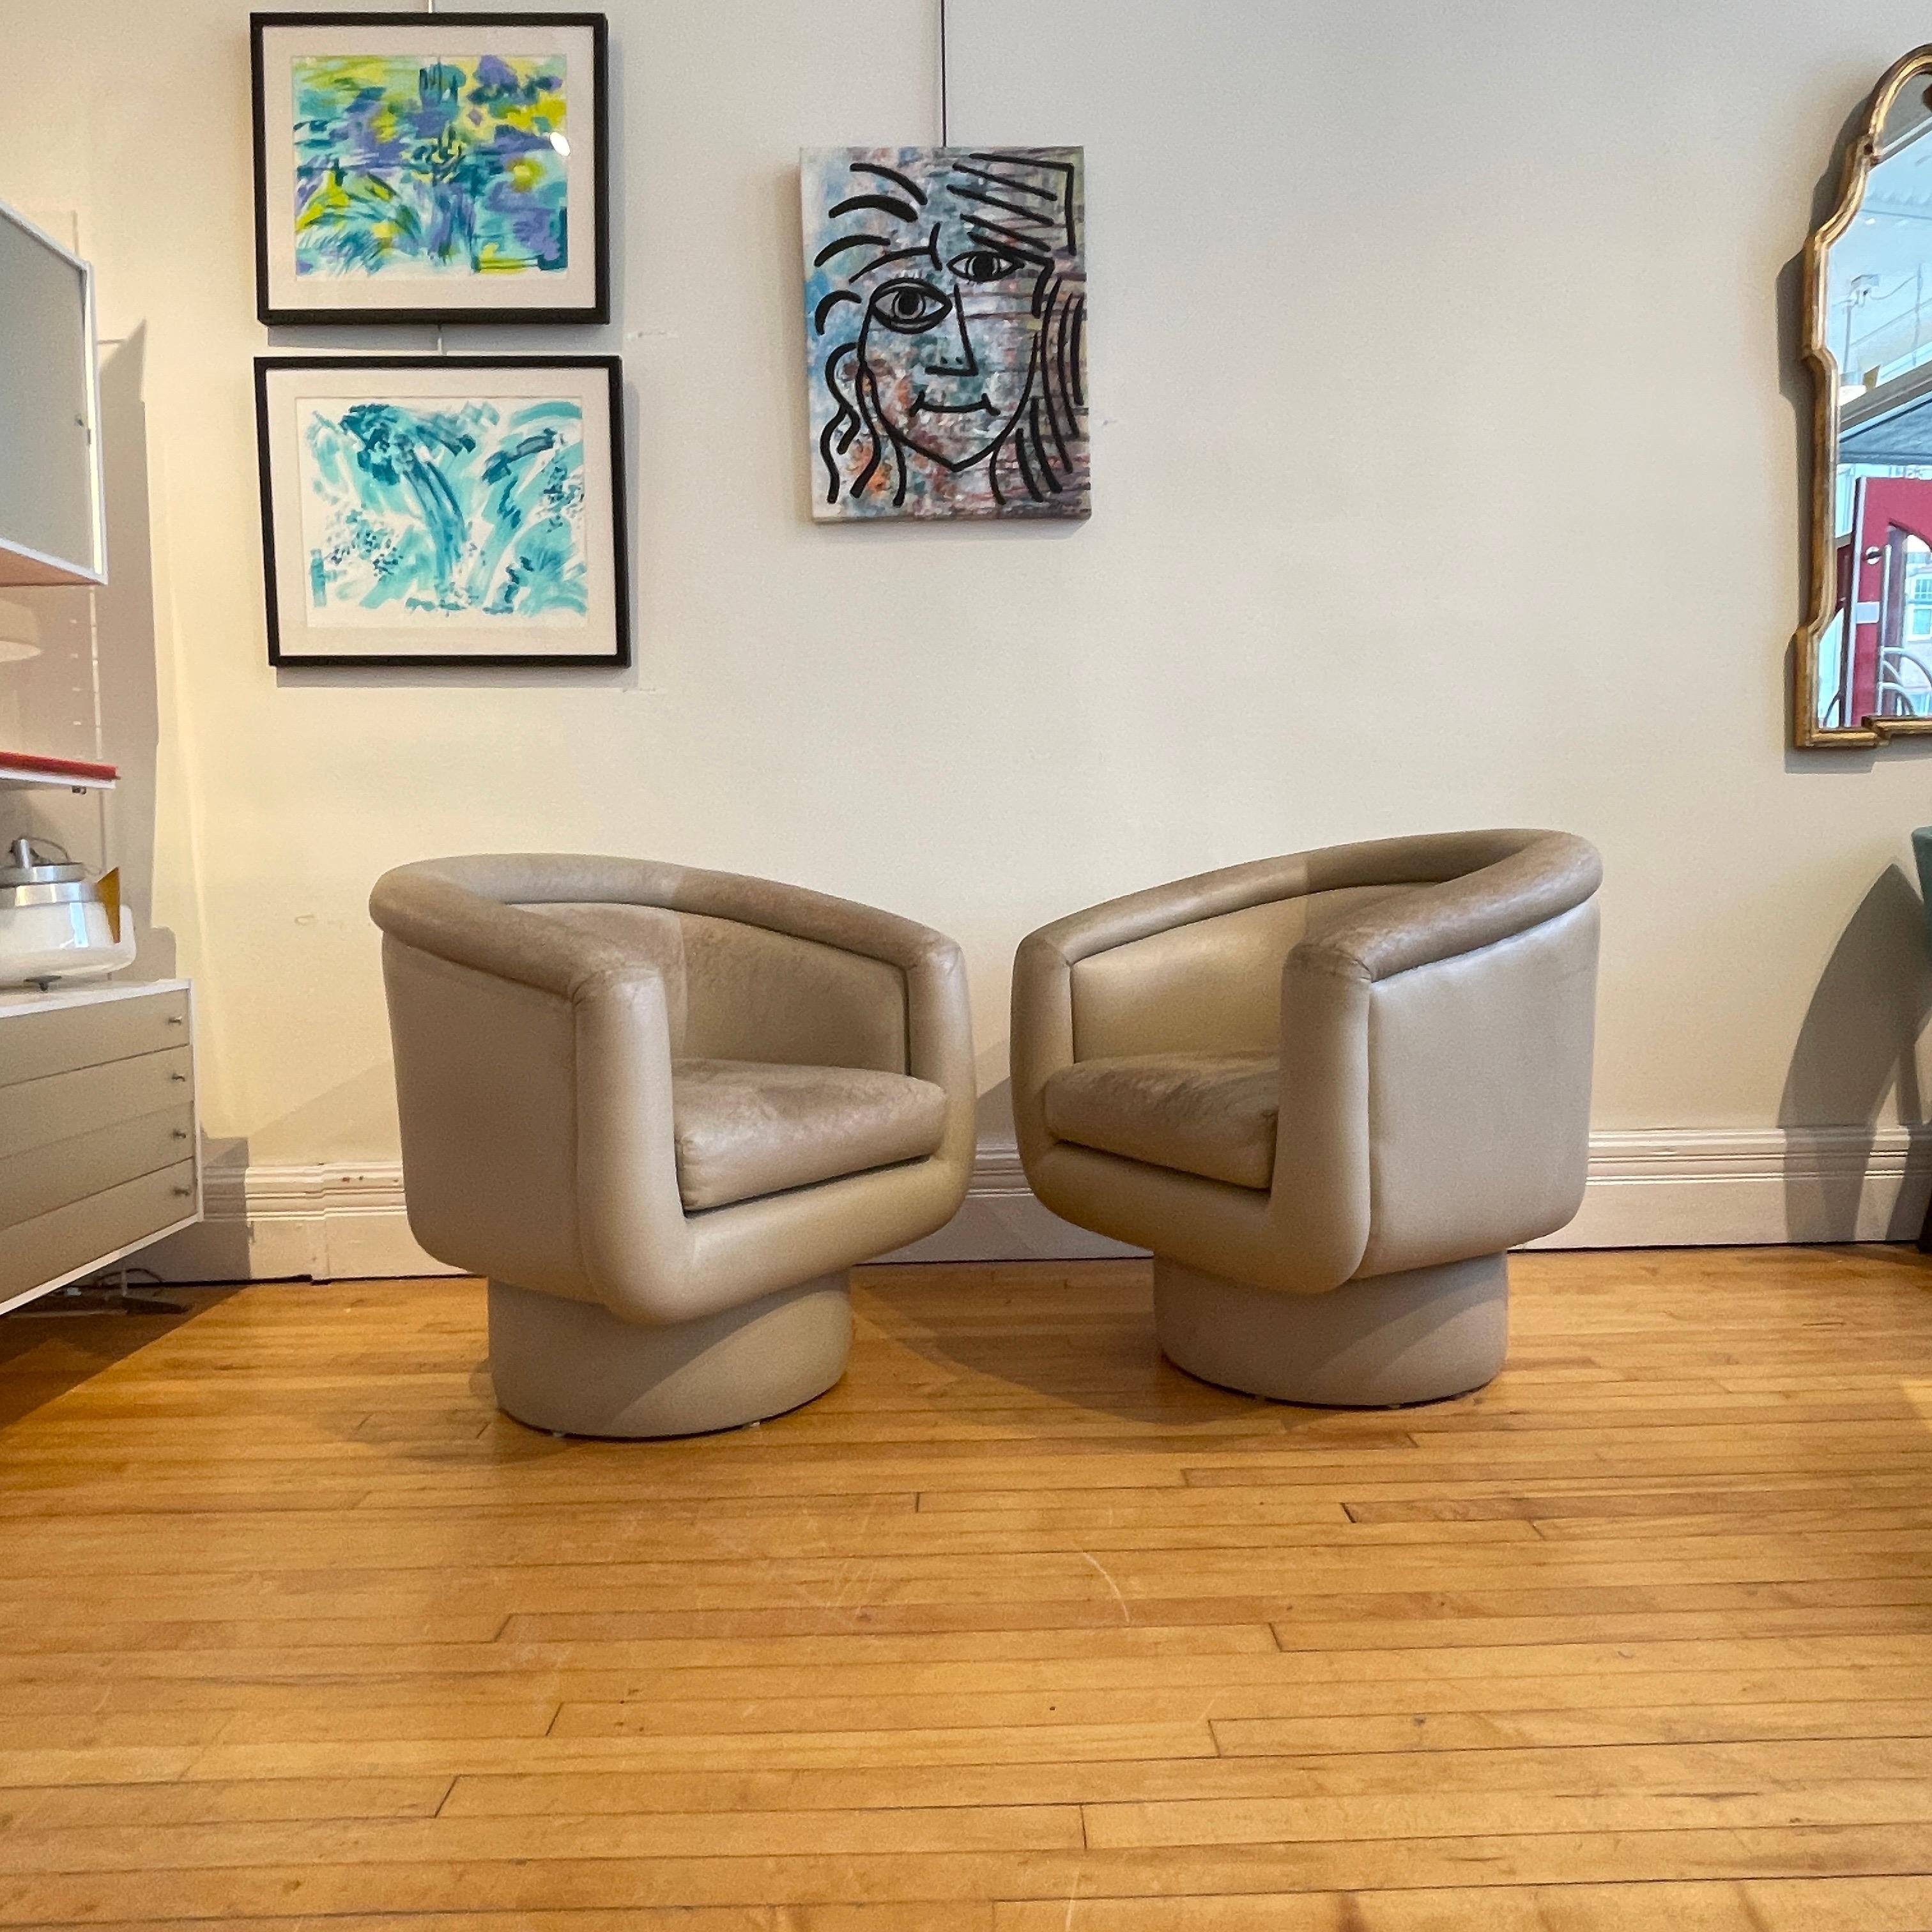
[292,54,569,279]
[298,396,587,625]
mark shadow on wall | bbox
[95,326,175,980]
[1780,863,1932,1239]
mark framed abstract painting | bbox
[251,12,609,325]
[801,146,1087,520]
[254,355,629,668]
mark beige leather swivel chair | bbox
[370,855,975,1437]
[1013,831,1600,1406]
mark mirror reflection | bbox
[1813,67,1932,734]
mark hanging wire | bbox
[939,0,949,145]
[427,0,447,352]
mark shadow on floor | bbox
[0,1287,240,1430]
[854,1261,1368,1434]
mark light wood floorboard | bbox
[0,1246,1928,1926]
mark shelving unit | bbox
[0,204,199,1307]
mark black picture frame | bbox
[255,354,631,669]
[250,12,611,326]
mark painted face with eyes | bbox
[806,147,1087,518]
[858,235,1043,470]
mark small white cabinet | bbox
[0,979,200,1312]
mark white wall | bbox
[4,0,1932,1266]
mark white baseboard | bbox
[144,1163,459,1284]
[1531,1126,1932,1248]
[135,1126,1932,1284]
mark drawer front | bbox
[0,1049,193,1163]
[0,1160,198,1306]
[0,990,190,1090]
[0,1106,194,1229]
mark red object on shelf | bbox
[0,750,118,783]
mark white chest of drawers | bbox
[0,979,201,1313]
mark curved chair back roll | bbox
[371,853,962,985]
[373,854,945,1078]
[1289,829,1600,981]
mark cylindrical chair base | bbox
[1153,1252,1510,1407]
[487,1274,852,1438]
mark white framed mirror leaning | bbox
[1795,45,1932,745]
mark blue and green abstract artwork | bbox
[293,54,569,279]
[298,397,588,625]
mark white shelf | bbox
[0,976,187,1017]
[0,755,117,792]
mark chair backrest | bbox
[517,900,908,1070]
[1069,884,1411,1059]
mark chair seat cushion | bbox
[1042,1052,1278,1191]
[671,1059,948,1211]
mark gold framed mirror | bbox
[1795,45,1932,746]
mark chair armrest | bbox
[371,864,685,1308]
[1274,832,1602,1285]
[371,862,638,999]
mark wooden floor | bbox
[0,1250,1930,1928]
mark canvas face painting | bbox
[801,146,1087,521]
[252,13,608,324]
[256,356,627,666]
